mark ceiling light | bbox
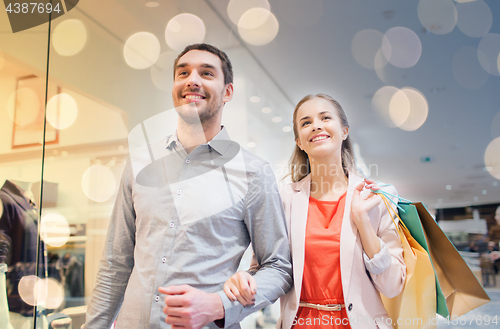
[272,116,282,123]
[250,96,260,103]
[446,185,452,190]
[282,126,292,132]
[261,107,271,113]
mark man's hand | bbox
[158,285,225,329]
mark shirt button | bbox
[348,303,353,311]
[161,257,166,263]
[177,190,181,195]
[186,159,190,164]
[170,222,174,228]
[155,295,160,302]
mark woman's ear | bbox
[342,127,349,140]
[296,138,303,150]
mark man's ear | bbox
[223,83,234,104]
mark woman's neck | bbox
[309,155,348,201]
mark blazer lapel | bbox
[290,175,311,300]
[340,173,363,299]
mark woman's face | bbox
[295,97,348,160]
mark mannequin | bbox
[0,180,43,317]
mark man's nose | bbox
[186,71,201,87]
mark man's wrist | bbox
[210,292,225,321]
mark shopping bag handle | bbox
[379,193,411,243]
[372,185,411,213]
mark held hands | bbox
[158,285,224,329]
[351,179,382,229]
[223,271,257,306]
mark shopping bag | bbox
[379,196,437,329]
[398,202,449,318]
[412,202,491,318]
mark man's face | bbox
[172,50,233,125]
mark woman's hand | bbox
[223,271,257,306]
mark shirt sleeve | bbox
[84,160,136,328]
[217,161,293,328]
[363,238,391,274]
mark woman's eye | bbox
[323,116,331,120]
[302,121,310,127]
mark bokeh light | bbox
[145,1,159,7]
[417,0,457,35]
[275,0,322,28]
[261,107,271,113]
[250,96,260,103]
[41,278,64,309]
[382,27,422,68]
[282,126,292,132]
[124,32,160,69]
[456,0,492,38]
[227,0,270,26]
[151,51,177,90]
[41,213,70,247]
[485,137,500,179]
[351,29,385,70]
[52,19,87,56]
[19,275,46,306]
[81,164,117,202]
[452,47,489,89]
[389,89,411,127]
[238,8,279,46]
[478,33,500,76]
[374,49,390,83]
[165,14,206,51]
[492,111,500,139]
[46,93,78,129]
[371,86,402,127]
[7,88,40,125]
[272,116,282,123]
[395,87,429,131]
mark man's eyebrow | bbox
[175,63,216,70]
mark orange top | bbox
[292,192,351,329]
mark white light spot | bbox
[238,8,279,46]
[250,96,260,103]
[478,33,500,76]
[452,46,489,89]
[61,151,68,157]
[145,1,159,7]
[7,88,40,125]
[456,0,492,38]
[41,213,70,247]
[485,137,500,180]
[351,29,385,70]
[389,89,411,127]
[394,87,429,131]
[418,0,457,35]
[227,0,270,26]
[46,93,78,129]
[41,278,64,309]
[446,185,452,190]
[52,19,87,56]
[272,116,282,123]
[473,196,479,201]
[482,190,487,195]
[382,27,422,68]
[493,181,498,186]
[165,14,206,51]
[282,126,292,132]
[371,86,402,127]
[124,32,160,69]
[81,164,117,202]
[261,107,271,114]
[19,276,46,307]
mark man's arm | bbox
[84,160,136,328]
[216,161,293,328]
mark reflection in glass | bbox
[151,52,177,91]
[382,27,422,69]
[165,14,206,51]
[7,88,40,125]
[46,93,78,130]
[41,213,70,248]
[124,32,160,70]
[18,275,46,307]
[238,8,279,46]
[456,0,492,38]
[417,0,457,35]
[52,19,87,57]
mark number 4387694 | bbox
[443,315,498,325]
[6,2,61,14]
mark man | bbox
[84,44,293,329]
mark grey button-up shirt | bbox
[85,127,293,329]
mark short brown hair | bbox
[173,43,233,85]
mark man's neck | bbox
[176,119,222,154]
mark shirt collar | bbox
[166,126,232,156]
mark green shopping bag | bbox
[398,202,449,318]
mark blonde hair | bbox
[288,94,356,182]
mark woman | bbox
[224,94,405,329]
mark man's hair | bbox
[173,43,233,85]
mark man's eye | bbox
[178,71,188,76]
[202,71,214,76]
